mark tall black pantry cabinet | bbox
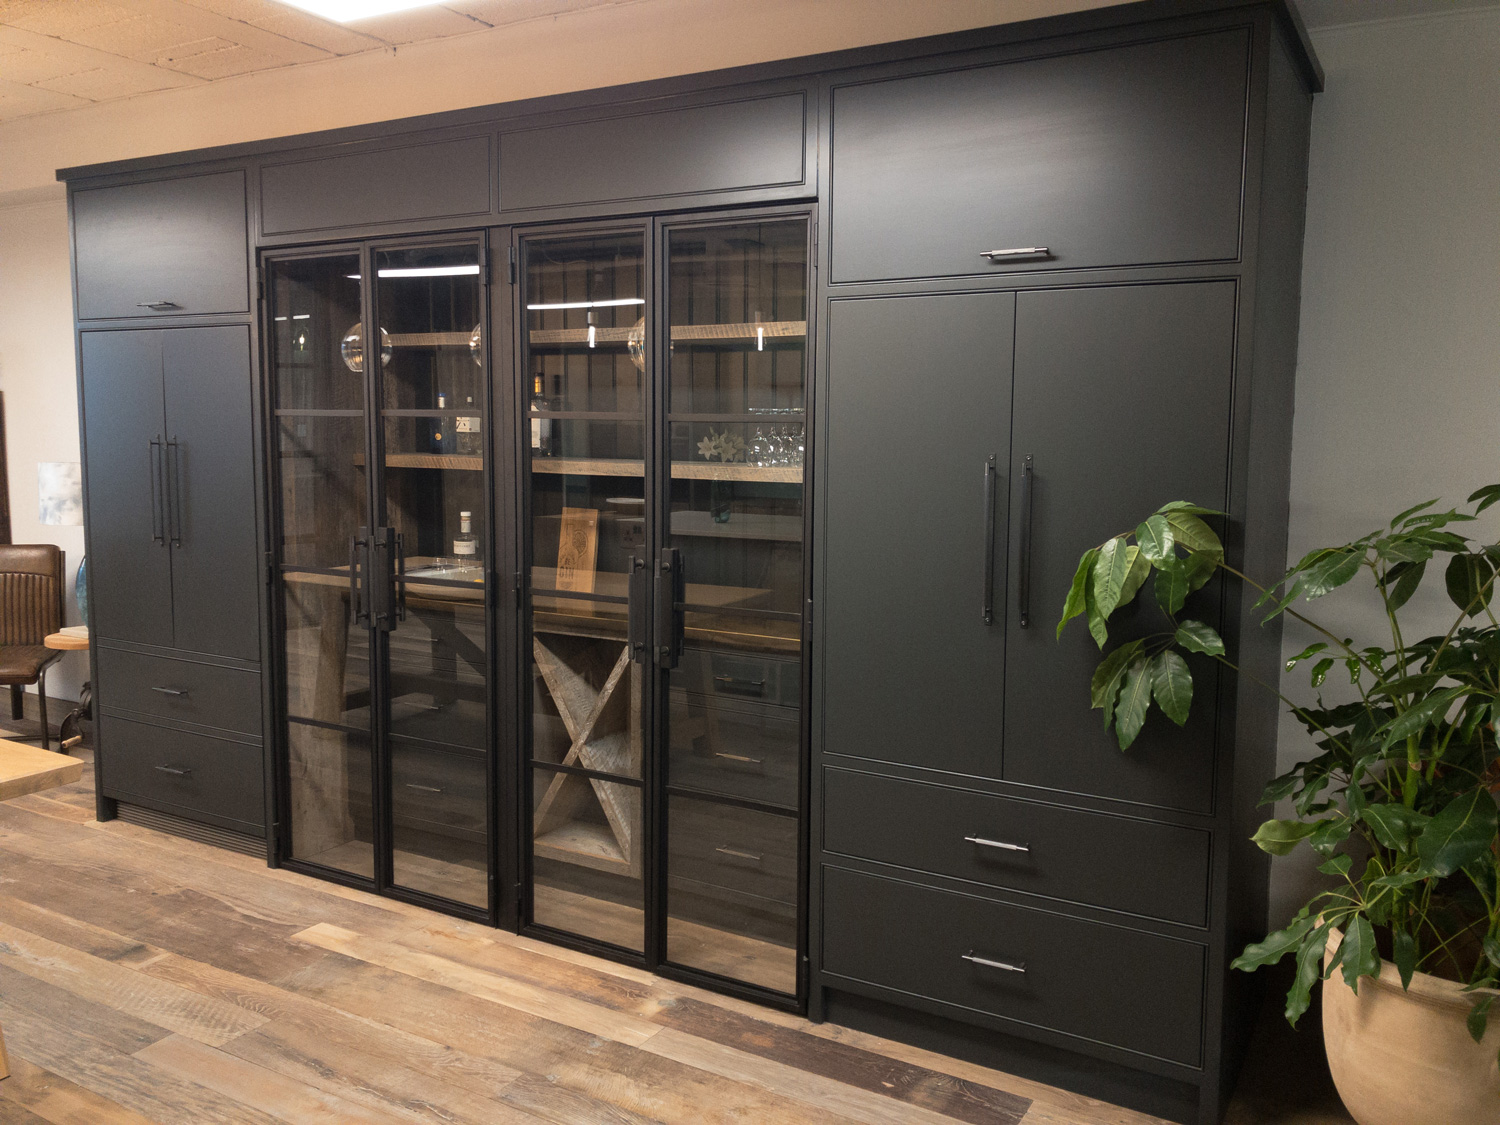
[812,16,1315,1125]
[73,169,267,841]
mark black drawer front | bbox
[668,796,797,906]
[73,171,249,319]
[97,647,261,737]
[390,742,485,842]
[823,769,1210,926]
[829,29,1248,283]
[100,715,264,831]
[669,693,799,808]
[677,646,800,709]
[822,866,1205,1067]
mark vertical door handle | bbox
[655,547,683,669]
[350,530,370,627]
[1018,454,1034,628]
[394,530,407,622]
[982,455,997,625]
[166,437,184,547]
[626,555,648,662]
[148,437,165,546]
[370,527,397,632]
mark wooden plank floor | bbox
[0,745,1348,1125]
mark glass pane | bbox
[531,765,644,952]
[387,589,486,749]
[391,740,487,908]
[277,415,370,570]
[282,576,370,729]
[666,795,797,993]
[288,722,374,877]
[270,254,363,413]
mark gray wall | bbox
[1269,5,1500,922]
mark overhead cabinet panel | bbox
[828,30,1249,283]
[73,171,249,319]
[260,135,492,234]
[500,93,807,210]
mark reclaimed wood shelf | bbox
[531,458,801,483]
[353,452,482,471]
[528,320,806,347]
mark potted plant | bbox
[1058,489,1500,1125]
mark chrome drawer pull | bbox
[137,300,182,311]
[405,784,443,793]
[964,834,1030,853]
[980,247,1050,260]
[715,752,764,765]
[154,765,192,777]
[963,951,1026,974]
[715,845,762,862]
[151,686,188,696]
[713,675,766,692]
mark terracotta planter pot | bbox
[1322,929,1500,1125]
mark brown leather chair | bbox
[0,545,65,751]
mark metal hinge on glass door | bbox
[655,548,683,669]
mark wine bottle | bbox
[432,392,447,454]
[457,395,481,456]
[453,510,478,560]
[531,375,551,455]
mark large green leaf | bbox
[1175,620,1225,657]
[1285,642,1329,672]
[1360,803,1431,852]
[1310,657,1335,687]
[1385,559,1427,612]
[1337,916,1381,995]
[1390,498,1439,528]
[1155,556,1190,617]
[1416,789,1500,877]
[1090,640,1144,727]
[1084,578,1109,649]
[1299,548,1364,599]
[1058,548,1099,640]
[1092,537,1132,620]
[1135,515,1174,563]
[1114,656,1154,750]
[1164,511,1223,558]
[1392,928,1417,989]
[1151,650,1193,727]
[1445,552,1496,618]
[1251,818,1320,856]
[1469,484,1500,515]
[1375,536,1434,565]
[1231,913,1316,972]
[1378,686,1467,750]
[1468,995,1494,1045]
[1287,919,1335,1026]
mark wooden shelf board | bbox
[531,458,800,483]
[533,821,632,876]
[354,452,482,471]
[528,320,805,347]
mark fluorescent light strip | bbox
[292,313,311,320]
[273,1,446,23]
[344,265,480,280]
[525,298,646,311]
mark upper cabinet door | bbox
[828,30,1249,284]
[80,330,174,648]
[162,325,260,660]
[73,170,249,320]
[1003,282,1236,815]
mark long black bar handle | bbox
[1018,454,1035,628]
[148,436,164,546]
[167,437,184,547]
[656,547,684,669]
[350,529,370,627]
[982,454,997,625]
[626,555,648,662]
[369,527,396,632]
[395,530,407,623]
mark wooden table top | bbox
[44,628,90,651]
[0,738,84,801]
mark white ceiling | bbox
[0,0,626,122]
[2,0,1498,125]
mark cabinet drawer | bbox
[669,693,799,808]
[73,171,249,319]
[829,29,1248,282]
[668,796,797,906]
[823,769,1209,926]
[97,647,261,737]
[677,646,800,709]
[390,742,486,842]
[822,866,1205,1067]
[100,715,264,832]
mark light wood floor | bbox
[0,743,1349,1125]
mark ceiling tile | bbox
[440,0,614,25]
[69,15,218,60]
[344,5,489,43]
[0,42,83,82]
[0,74,89,119]
[4,1,141,37]
[176,0,391,53]
[33,64,184,99]
[155,39,290,78]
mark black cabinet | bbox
[80,326,260,661]
[96,712,264,834]
[828,30,1249,283]
[72,171,249,319]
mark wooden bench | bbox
[0,736,85,1078]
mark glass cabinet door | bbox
[270,252,377,880]
[522,229,649,953]
[373,242,490,910]
[662,218,807,995]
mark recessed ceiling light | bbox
[275,0,447,22]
